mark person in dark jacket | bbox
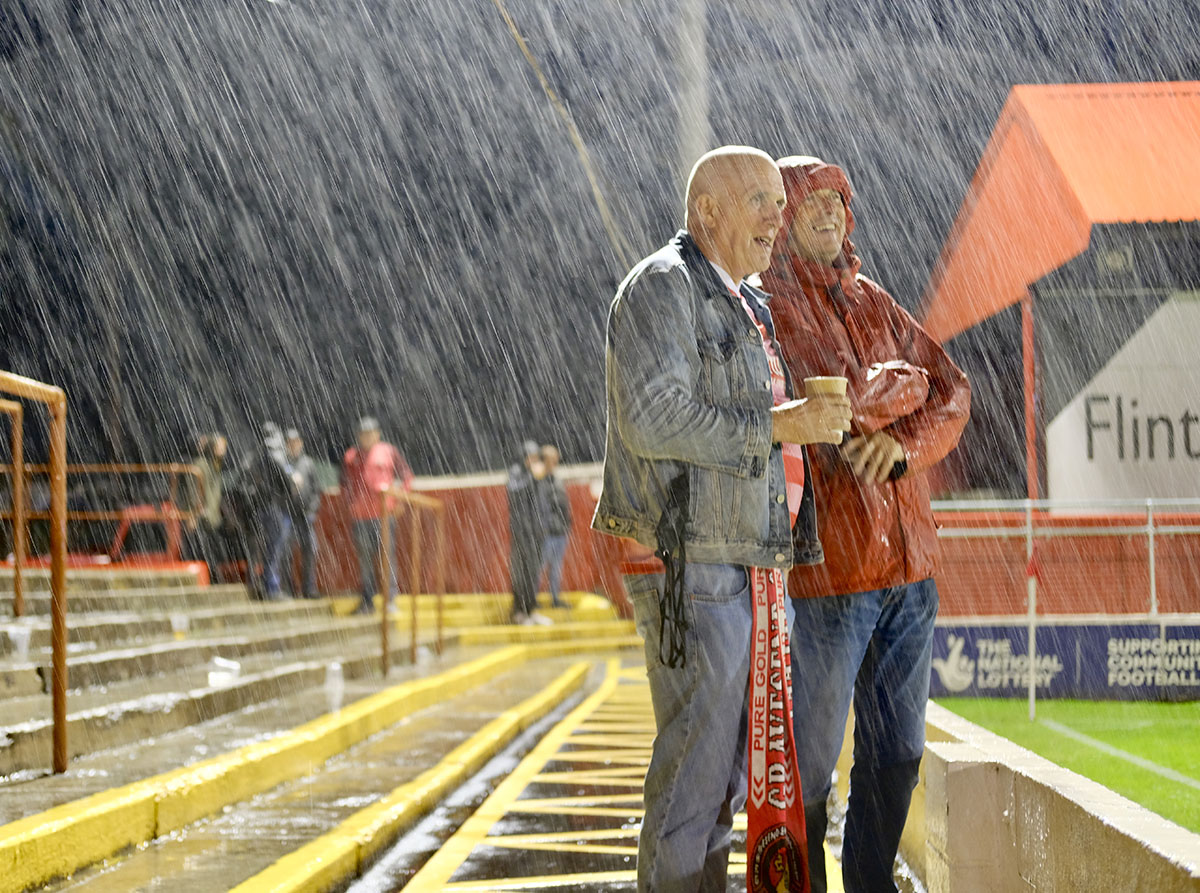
[508,440,545,624]
[536,444,571,608]
[280,428,322,599]
[762,156,971,893]
[252,421,295,601]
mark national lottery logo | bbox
[750,824,805,893]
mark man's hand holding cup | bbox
[770,376,852,446]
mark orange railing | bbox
[0,371,68,773]
[378,490,446,676]
[0,463,202,562]
[0,398,26,617]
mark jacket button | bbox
[776,494,786,504]
[774,552,787,563]
[747,331,757,341]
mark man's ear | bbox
[692,193,718,233]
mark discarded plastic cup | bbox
[324,661,345,713]
[6,625,32,661]
[207,656,241,688]
[169,613,190,640]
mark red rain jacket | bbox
[762,228,970,598]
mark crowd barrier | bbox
[0,370,68,773]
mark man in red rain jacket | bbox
[761,156,970,893]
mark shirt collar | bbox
[708,260,743,296]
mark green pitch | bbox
[933,698,1200,833]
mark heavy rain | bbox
[1,0,1199,891]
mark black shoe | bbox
[351,600,376,615]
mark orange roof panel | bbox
[921,82,1200,342]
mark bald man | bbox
[593,147,851,892]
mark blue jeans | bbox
[352,518,397,604]
[283,513,318,597]
[540,534,568,605]
[629,563,794,893]
[789,578,939,893]
[261,508,292,595]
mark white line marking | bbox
[1039,719,1200,792]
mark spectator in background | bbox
[342,417,414,615]
[537,444,570,609]
[280,428,322,599]
[507,440,546,625]
[254,421,295,601]
[184,433,227,580]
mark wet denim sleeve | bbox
[609,268,772,477]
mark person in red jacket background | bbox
[341,416,414,615]
[761,156,970,893]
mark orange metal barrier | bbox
[378,489,446,676]
[0,398,26,617]
[0,463,202,561]
[933,499,1200,617]
[0,371,68,773]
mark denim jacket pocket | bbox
[696,335,737,405]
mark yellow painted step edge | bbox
[229,661,592,893]
[460,626,638,646]
[0,645,531,893]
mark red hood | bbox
[770,156,860,287]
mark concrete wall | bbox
[909,703,1200,891]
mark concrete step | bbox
[0,629,456,778]
[0,600,339,656]
[0,583,250,615]
[30,656,592,892]
[0,567,200,594]
[0,613,388,696]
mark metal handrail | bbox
[932,496,1200,720]
[377,488,446,676]
[0,371,68,773]
[933,497,1200,511]
[0,399,25,617]
[0,463,203,560]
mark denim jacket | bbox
[592,231,823,569]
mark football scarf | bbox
[736,288,811,893]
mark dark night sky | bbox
[1,0,1197,488]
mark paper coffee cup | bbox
[803,376,848,397]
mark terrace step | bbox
[0,583,250,616]
[0,613,387,695]
[0,629,456,777]
[0,599,338,655]
[0,567,200,594]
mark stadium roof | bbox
[920,81,1200,342]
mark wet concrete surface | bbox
[0,644,496,822]
[364,658,926,893]
[36,652,591,892]
[347,691,586,892]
